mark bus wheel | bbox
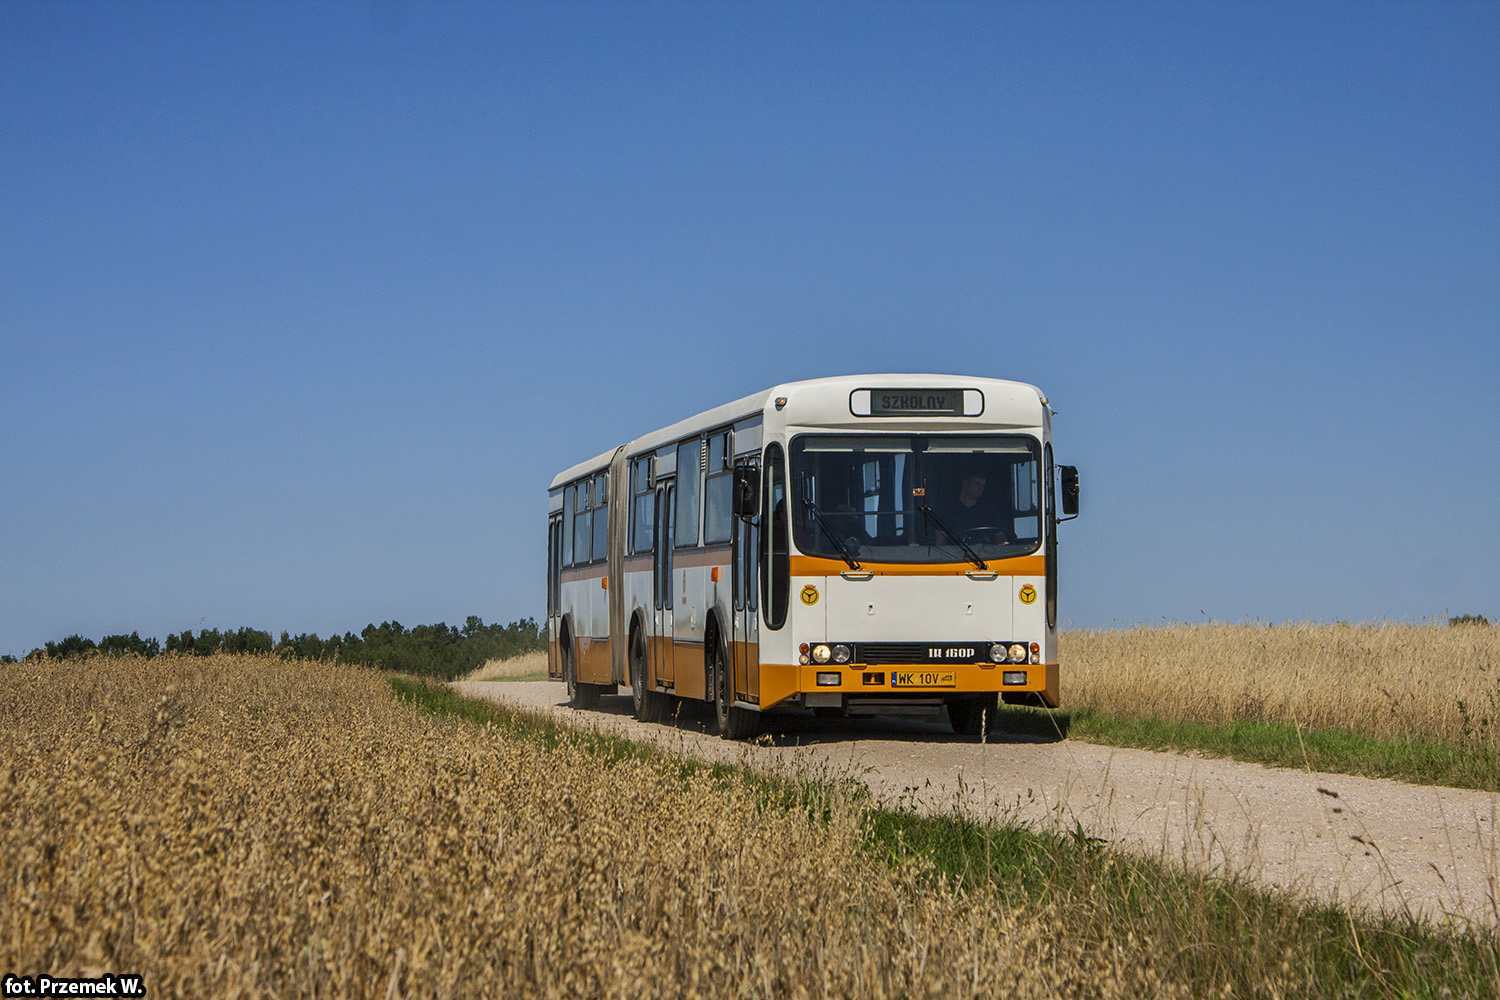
[565,636,600,711]
[630,626,667,723]
[711,631,757,741]
[948,694,997,737]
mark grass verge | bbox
[402,677,1500,999]
[994,704,1500,792]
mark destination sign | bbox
[868,389,963,417]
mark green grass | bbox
[395,676,1500,999]
[993,704,1500,792]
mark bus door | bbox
[732,459,760,704]
[653,480,675,688]
[547,514,561,679]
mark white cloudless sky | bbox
[2,1,1496,655]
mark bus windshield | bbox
[790,434,1042,565]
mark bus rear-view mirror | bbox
[733,467,761,518]
[1060,465,1080,517]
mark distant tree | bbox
[1,653,17,664]
[98,632,160,658]
[221,627,273,654]
[44,635,97,659]
[160,627,275,656]
[1449,614,1492,627]
[277,631,341,661]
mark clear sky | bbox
[2,1,1497,656]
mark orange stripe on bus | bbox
[787,554,1046,577]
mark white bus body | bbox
[545,374,1078,738]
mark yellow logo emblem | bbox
[1018,584,1037,605]
[800,585,820,606]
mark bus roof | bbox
[548,373,1047,491]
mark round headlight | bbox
[832,644,851,664]
[812,644,832,664]
[1009,643,1027,664]
[990,643,1007,663]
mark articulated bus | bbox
[545,374,1080,739]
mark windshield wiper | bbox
[802,498,862,571]
[919,504,987,571]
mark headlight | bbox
[990,643,1007,663]
[1008,643,1027,664]
[832,644,851,664]
[816,672,841,686]
[1003,671,1028,685]
[812,644,832,664]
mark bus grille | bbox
[855,643,936,665]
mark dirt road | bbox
[452,680,1499,928]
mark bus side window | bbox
[675,439,700,547]
[562,485,575,567]
[574,480,593,564]
[591,472,608,561]
[762,443,789,629]
[632,458,654,553]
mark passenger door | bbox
[653,481,675,688]
[732,458,760,704]
[547,515,561,679]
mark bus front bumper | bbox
[758,662,1059,712]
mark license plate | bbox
[891,670,956,688]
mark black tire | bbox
[564,634,600,711]
[948,693,997,737]
[711,626,757,741]
[630,625,668,723]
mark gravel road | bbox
[452,680,1499,929]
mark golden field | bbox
[1061,622,1500,746]
[1,654,1190,999]
[461,648,548,682]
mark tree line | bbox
[1,616,545,681]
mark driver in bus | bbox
[935,470,1014,546]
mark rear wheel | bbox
[948,693,997,737]
[564,634,600,710]
[711,626,757,741]
[630,626,668,723]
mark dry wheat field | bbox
[462,649,548,682]
[1,654,1189,999]
[1061,622,1500,746]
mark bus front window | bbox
[790,435,1041,564]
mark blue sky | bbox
[2,1,1496,655]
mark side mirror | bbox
[733,466,761,518]
[1060,466,1080,517]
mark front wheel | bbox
[948,693,997,737]
[712,631,757,741]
